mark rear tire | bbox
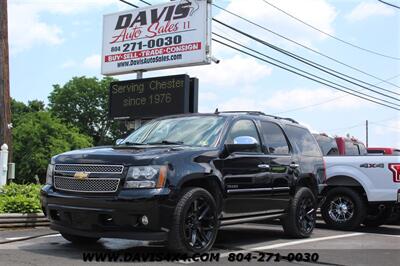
[61,233,100,244]
[282,187,316,238]
[167,187,219,254]
[321,187,366,230]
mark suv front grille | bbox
[54,164,124,174]
[54,164,124,193]
[54,176,120,193]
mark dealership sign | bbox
[101,0,211,75]
[109,75,198,119]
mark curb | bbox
[0,213,49,228]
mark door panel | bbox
[222,153,277,218]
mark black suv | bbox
[41,111,325,253]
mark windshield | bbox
[121,116,227,147]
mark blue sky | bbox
[8,0,400,147]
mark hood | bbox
[52,145,209,165]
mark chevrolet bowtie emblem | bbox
[74,172,89,180]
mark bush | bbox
[0,184,42,213]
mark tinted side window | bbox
[313,135,339,156]
[345,141,359,155]
[261,122,289,155]
[226,120,261,152]
[286,126,322,157]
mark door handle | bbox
[289,163,299,169]
[258,164,270,169]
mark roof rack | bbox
[214,110,298,124]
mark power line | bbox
[119,1,400,110]
[326,115,400,132]
[212,3,400,89]
[261,0,400,60]
[378,0,400,9]
[213,32,400,107]
[274,74,400,115]
[327,123,366,132]
[138,0,151,6]
[213,19,400,101]
[215,22,400,112]
[119,0,138,8]
[370,121,400,131]
[212,38,400,111]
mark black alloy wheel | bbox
[168,187,219,254]
[282,187,316,238]
[297,196,316,234]
[183,196,216,250]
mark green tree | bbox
[13,111,92,183]
[48,76,124,145]
[11,99,46,126]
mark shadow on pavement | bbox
[15,225,287,262]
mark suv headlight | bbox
[46,164,54,185]
[124,165,168,189]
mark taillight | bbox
[389,163,400,182]
[322,159,327,183]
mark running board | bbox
[219,213,283,226]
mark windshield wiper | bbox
[119,141,147,146]
[147,140,185,145]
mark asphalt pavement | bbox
[0,222,399,266]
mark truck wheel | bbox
[168,187,219,254]
[321,187,366,230]
[282,187,316,238]
[363,207,392,227]
[61,233,100,244]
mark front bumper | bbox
[41,185,174,241]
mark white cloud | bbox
[158,53,273,88]
[60,60,77,69]
[8,0,118,53]
[193,55,272,87]
[199,92,218,102]
[346,2,395,22]
[264,88,366,111]
[374,120,400,136]
[212,87,371,115]
[82,54,101,69]
[9,4,64,53]
[214,0,337,49]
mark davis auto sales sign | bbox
[101,0,211,75]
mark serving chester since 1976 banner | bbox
[101,0,211,75]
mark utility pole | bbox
[366,120,369,148]
[0,0,12,161]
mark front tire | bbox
[321,187,366,230]
[282,187,317,238]
[61,233,100,244]
[168,187,219,254]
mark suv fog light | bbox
[140,215,149,226]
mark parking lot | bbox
[0,221,399,266]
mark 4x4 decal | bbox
[360,163,384,168]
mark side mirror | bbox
[115,139,124,145]
[225,136,260,153]
[233,136,258,145]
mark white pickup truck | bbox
[314,134,400,230]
